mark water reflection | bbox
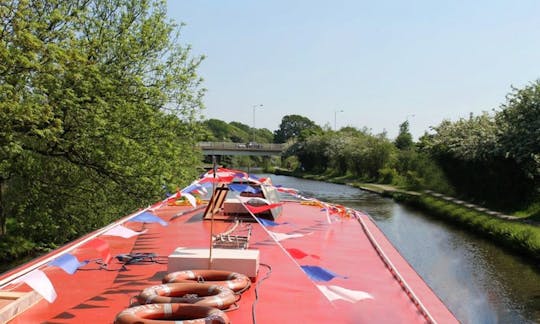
[266,174,540,323]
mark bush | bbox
[393,150,454,194]
[378,168,401,184]
[0,235,36,262]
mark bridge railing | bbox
[198,142,286,152]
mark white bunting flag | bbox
[316,284,374,303]
[102,225,147,238]
[182,192,197,207]
[13,269,57,303]
[268,231,305,242]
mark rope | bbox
[218,219,241,236]
[251,263,272,324]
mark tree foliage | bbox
[394,120,414,150]
[273,114,322,143]
[291,134,330,172]
[202,119,272,144]
[496,81,540,180]
[287,123,397,181]
[203,119,241,142]
[422,113,498,161]
[0,0,204,250]
[420,83,540,209]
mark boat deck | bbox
[1,199,458,323]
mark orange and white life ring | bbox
[162,269,251,293]
[136,283,236,309]
[114,303,229,324]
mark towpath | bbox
[352,183,539,226]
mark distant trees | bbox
[273,114,322,143]
[201,119,274,168]
[203,119,244,142]
[284,124,396,181]
[203,119,273,144]
[0,0,204,257]
[394,120,414,150]
[275,80,539,212]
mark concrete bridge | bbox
[198,142,286,156]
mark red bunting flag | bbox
[276,187,299,195]
[80,238,112,264]
[245,203,283,214]
[287,248,321,260]
[199,176,234,184]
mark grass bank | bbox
[393,193,540,263]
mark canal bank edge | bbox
[272,168,540,265]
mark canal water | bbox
[265,174,540,324]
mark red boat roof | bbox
[0,169,458,323]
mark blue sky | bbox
[167,1,540,139]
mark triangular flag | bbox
[102,225,147,238]
[300,265,347,282]
[286,248,320,260]
[257,217,287,227]
[182,192,197,207]
[181,183,202,194]
[48,253,88,275]
[129,211,168,226]
[13,270,57,303]
[245,203,283,214]
[268,231,304,242]
[81,238,112,264]
[275,186,299,195]
[316,285,374,303]
[199,168,236,184]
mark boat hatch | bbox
[203,181,282,222]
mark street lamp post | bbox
[334,109,344,131]
[252,104,263,144]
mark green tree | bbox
[0,0,204,249]
[421,111,534,208]
[203,119,240,141]
[496,81,540,181]
[394,120,414,150]
[291,134,329,172]
[347,133,396,180]
[326,127,368,175]
[229,121,272,143]
[423,113,498,161]
[273,114,321,143]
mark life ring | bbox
[114,303,229,324]
[162,269,251,293]
[136,283,236,309]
